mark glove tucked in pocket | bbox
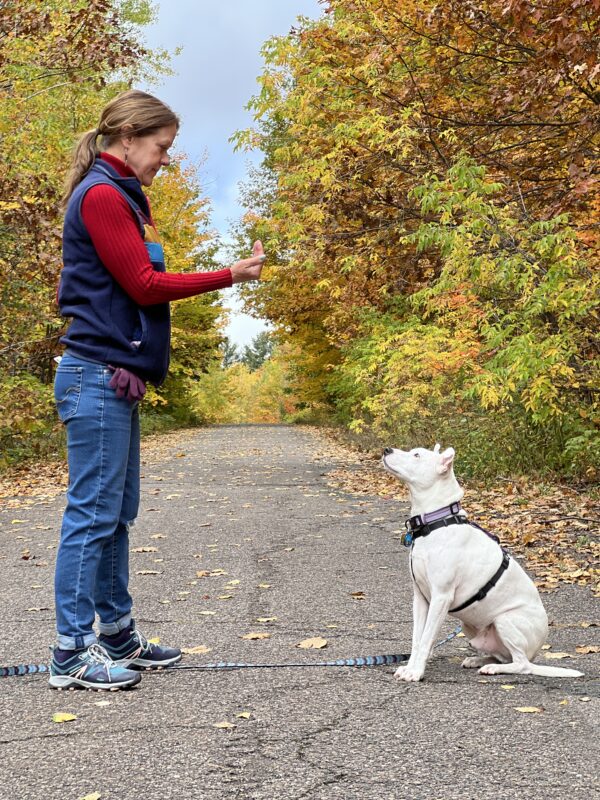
[108,366,146,403]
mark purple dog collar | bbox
[407,502,462,531]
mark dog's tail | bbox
[480,660,584,678]
[527,664,584,678]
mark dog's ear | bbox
[436,447,455,474]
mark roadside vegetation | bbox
[1,1,598,487]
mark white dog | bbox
[382,445,583,681]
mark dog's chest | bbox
[409,532,501,603]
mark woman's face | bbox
[123,124,178,187]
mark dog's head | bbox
[382,443,456,492]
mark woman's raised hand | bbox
[230,240,266,284]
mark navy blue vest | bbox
[59,158,171,384]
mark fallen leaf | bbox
[500,684,515,691]
[241,632,271,640]
[93,701,111,708]
[258,583,271,589]
[296,637,328,650]
[150,534,166,539]
[181,645,212,654]
[199,611,216,616]
[147,637,160,645]
[131,546,159,553]
[52,712,77,723]
[135,570,162,576]
[515,707,543,713]
[236,712,252,719]
[575,645,600,654]
[544,652,573,660]
[213,721,236,730]
[351,591,366,600]
[256,617,277,623]
[78,794,101,800]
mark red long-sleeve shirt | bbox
[80,152,232,306]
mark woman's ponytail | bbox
[61,129,99,209]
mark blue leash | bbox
[0,626,462,677]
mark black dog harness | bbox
[404,502,510,613]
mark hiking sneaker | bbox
[48,643,142,691]
[99,622,182,669]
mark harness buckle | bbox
[407,514,422,530]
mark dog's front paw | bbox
[393,665,424,682]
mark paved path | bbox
[0,425,598,800]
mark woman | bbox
[50,89,265,690]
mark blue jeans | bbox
[54,353,140,649]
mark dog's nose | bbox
[383,447,393,456]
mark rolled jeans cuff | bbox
[97,612,132,636]
[57,632,97,651]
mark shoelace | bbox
[83,643,117,679]
[132,629,153,654]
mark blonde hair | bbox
[61,89,180,207]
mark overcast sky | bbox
[142,1,324,347]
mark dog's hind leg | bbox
[478,614,583,678]
[462,655,500,669]
[460,623,501,668]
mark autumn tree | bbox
[0,1,226,462]
[233,0,599,477]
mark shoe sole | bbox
[48,672,142,691]
[117,653,182,670]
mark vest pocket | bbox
[132,310,148,352]
[54,366,83,422]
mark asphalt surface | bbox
[0,424,598,800]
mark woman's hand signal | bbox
[230,240,266,284]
